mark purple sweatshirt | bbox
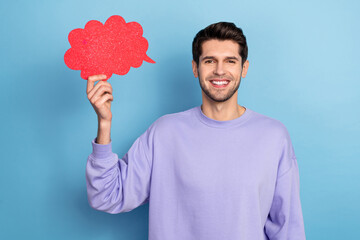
[86,105,306,240]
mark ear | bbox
[241,60,249,78]
[192,60,198,78]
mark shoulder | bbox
[248,108,296,163]
[153,107,195,127]
[144,107,196,134]
[247,108,291,140]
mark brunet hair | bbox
[192,22,248,66]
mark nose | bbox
[214,62,225,76]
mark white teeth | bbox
[211,81,229,85]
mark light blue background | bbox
[1,0,359,239]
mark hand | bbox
[86,74,113,123]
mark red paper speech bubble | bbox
[64,15,155,80]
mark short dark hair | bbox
[192,22,248,66]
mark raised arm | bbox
[86,74,113,145]
[85,74,153,214]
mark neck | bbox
[201,102,245,121]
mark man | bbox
[86,22,306,239]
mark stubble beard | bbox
[198,72,241,103]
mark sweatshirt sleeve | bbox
[85,126,154,214]
[264,129,306,239]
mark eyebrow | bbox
[201,56,240,61]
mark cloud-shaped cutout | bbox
[64,15,155,80]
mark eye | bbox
[204,59,215,64]
[227,60,236,64]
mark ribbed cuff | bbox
[91,137,113,159]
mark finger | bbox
[88,79,112,99]
[88,80,112,99]
[94,93,114,107]
[88,83,112,102]
[89,85,113,104]
[87,74,107,94]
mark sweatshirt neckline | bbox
[194,105,253,128]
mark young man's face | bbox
[192,39,249,103]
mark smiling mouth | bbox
[209,80,230,88]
